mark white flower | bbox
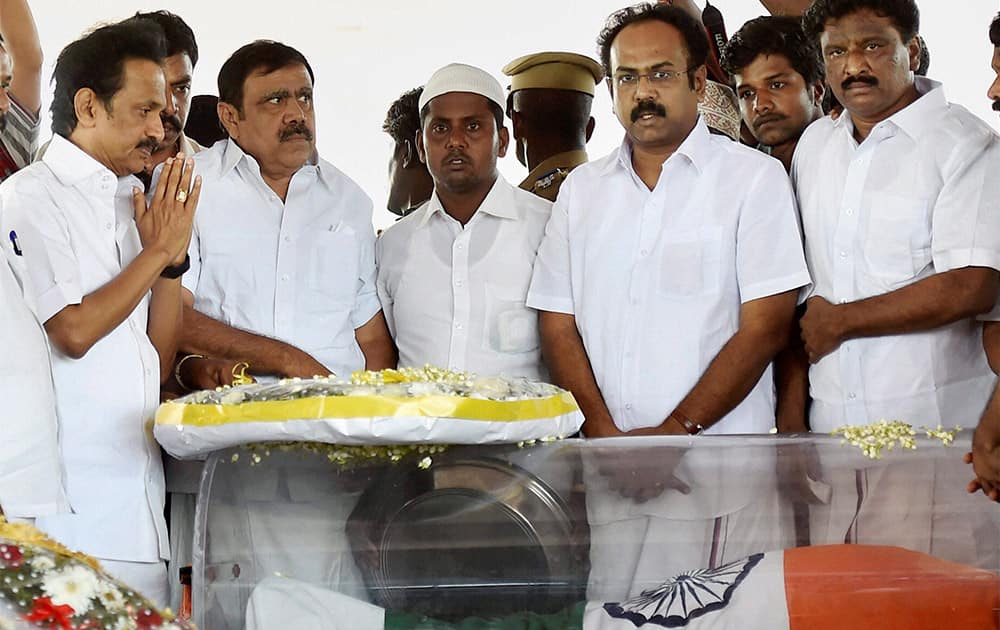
[29,555,56,572]
[41,564,100,614]
[96,579,127,612]
[113,616,139,630]
[160,624,183,630]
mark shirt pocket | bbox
[305,223,360,304]
[482,284,540,355]
[864,193,932,283]
[657,226,723,298]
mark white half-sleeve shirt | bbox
[792,77,1000,432]
[179,139,381,378]
[527,118,811,434]
[0,134,168,562]
[376,175,551,379]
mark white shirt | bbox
[527,118,810,434]
[0,251,68,518]
[376,176,550,379]
[182,139,381,378]
[0,134,168,562]
[792,78,1000,432]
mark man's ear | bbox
[585,116,596,142]
[692,64,708,97]
[415,128,427,165]
[906,35,921,73]
[811,80,825,107]
[217,101,241,139]
[73,88,101,129]
[401,139,417,169]
[497,125,510,159]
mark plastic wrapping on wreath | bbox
[0,517,191,629]
[154,375,584,458]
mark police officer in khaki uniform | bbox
[502,52,603,201]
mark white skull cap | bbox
[418,63,506,112]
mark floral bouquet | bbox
[154,367,583,458]
[0,516,190,629]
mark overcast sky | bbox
[30,0,1000,228]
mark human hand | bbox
[282,349,333,379]
[800,297,846,363]
[181,356,256,391]
[595,444,689,503]
[966,415,1000,502]
[134,153,201,266]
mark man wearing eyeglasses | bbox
[527,3,810,592]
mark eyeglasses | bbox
[615,69,690,88]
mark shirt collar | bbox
[416,174,516,229]
[220,137,328,186]
[834,76,946,141]
[42,134,117,187]
[603,115,713,178]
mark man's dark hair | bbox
[218,40,314,114]
[383,87,423,145]
[721,16,824,86]
[597,3,709,90]
[990,13,1000,48]
[511,89,593,140]
[419,98,505,134]
[50,20,167,138]
[803,0,919,43]
[126,10,198,67]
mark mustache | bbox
[992,100,1000,112]
[160,112,183,133]
[279,121,314,142]
[630,100,667,123]
[752,113,786,130]
[842,75,878,91]
[136,137,159,151]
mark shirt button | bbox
[848,393,857,400]
[281,274,290,282]
[454,323,463,330]
[455,279,463,287]
[640,249,649,257]
[625,403,633,411]
[283,236,291,243]
[839,251,848,258]
[105,222,112,230]
[845,208,854,216]
[456,243,464,250]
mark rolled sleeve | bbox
[374,231,396,337]
[931,133,1000,274]
[736,160,811,304]
[526,185,575,314]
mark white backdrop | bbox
[28,1,1000,228]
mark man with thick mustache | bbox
[376,63,551,378]
[529,2,808,440]
[176,41,395,380]
[526,2,810,592]
[0,20,199,602]
[793,0,1000,434]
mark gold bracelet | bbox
[174,354,205,391]
[231,361,253,386]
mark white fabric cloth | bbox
[0,249,68,518]
[376,176,551,379]
[246,576,384,630]
[791,78,1000,432]
[527,117,810,434]
[180,138,381,377]
[101,559,169,610]
[0,134,168,563]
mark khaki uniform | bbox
[503,52,603,202]
[518,149,588,202]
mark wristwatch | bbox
[161,254,190,279]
